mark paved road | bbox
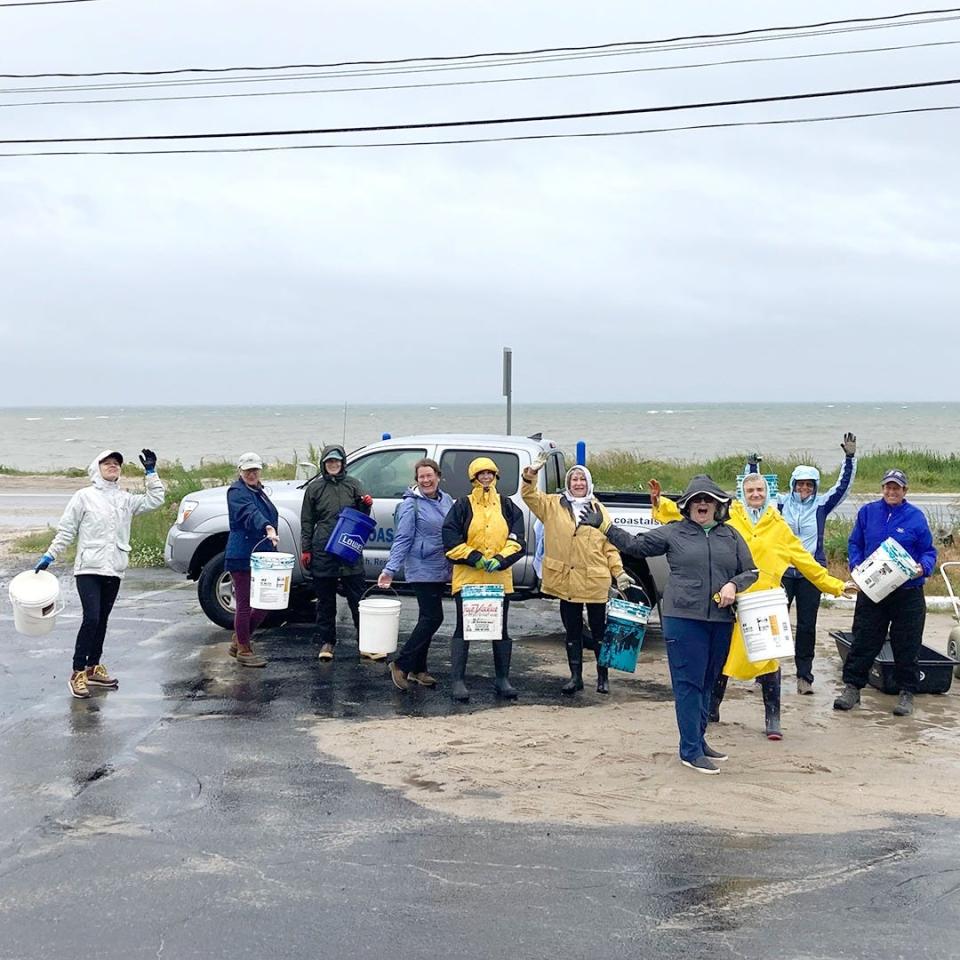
[1,569,958,959]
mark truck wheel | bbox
[197,551,236,630]
[948,632,960,679]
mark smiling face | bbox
[688,494,719,525]
[475,469,496,490]
[742,476,768,510]
[240,467,262,488]
[882,480,907,507]
[324,458,343,476]
[416,465,440,497]
[568,469,588,497]
[794,478,816,501]
[98,456,122,481]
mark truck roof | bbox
[362,433,559,449]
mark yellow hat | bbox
[468,456,499,480]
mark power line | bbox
[0,0,99,6]
[6,16,960,96]
[1,39,957,111]
[2,76,959,145]
[0,103,953,157]
[2,4,957,75]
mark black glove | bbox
[747,453,762,471]
[841,433,856,457]
[139,448,157,473]
[578,504,605,529]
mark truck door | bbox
[345,447,428,581]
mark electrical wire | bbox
[0,0,99,6]
[5,16,960,95]
[0,103,953,157]
[2,76,958,145]
[3,5,958,75]
[2,38,958,110]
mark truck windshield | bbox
[439,450,520,499]
[348,448,428,498]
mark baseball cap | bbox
[882,469,908,487]
[237,452,264,471]
[323,450,345,462]
[99,451,123,466]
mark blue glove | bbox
[484,557,502,572]
[139,448,157,474]
[35,553,54,572]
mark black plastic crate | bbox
[831,630,957,695]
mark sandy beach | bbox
[308,604,960,836]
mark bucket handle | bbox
[610,584,651,607]
[251,536,279,553]
[362,585,400,601]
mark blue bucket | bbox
[324,507,376,564]
[599,597,651,673]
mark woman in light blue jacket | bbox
[377,457,454,691]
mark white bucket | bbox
[852,537,915,602]
[8,570,64,637]
[461,584,504,641]
[250,552,294,610]
[736,587,795,662]
[358,597,402,656]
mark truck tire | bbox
[197,551,236,630]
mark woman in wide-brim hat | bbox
[580,475,757,775]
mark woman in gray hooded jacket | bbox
[580,475,757,775]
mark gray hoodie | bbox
[607,476,756,621]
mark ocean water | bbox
[1,402,958,472]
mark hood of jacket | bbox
[563,465,594,501]
[677,474,731,522]
[739,474,772,525]
[789,464,820,499]
[319,444,348,481]
[468,456,499,480]
[89,449,122,491]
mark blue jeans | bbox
[662,617,734,761]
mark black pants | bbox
[73,574,122,672]
[559,600,606,656]
[783,574,822,682]
[842,587,925,693]
[451,594,510,641]
[394,582,445,674]
[312,574,365,646]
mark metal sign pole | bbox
[502,347,513,435]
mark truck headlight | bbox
[177,499,199,526]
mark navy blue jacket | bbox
[848,499,937,590]
[225,478,279,572]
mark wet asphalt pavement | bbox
[1,569,959,959]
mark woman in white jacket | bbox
[36,448,164,699]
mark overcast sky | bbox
[1,1,957,405]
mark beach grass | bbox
[587,448,960,494]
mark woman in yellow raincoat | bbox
[441,457,525,702]
[650,472,852,739]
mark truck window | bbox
[546,453,563,494]
[348,448,427,499]
[439,450,520,499]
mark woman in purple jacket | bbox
[378,458,454,691]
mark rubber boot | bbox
[492,640,518,700]
[760,669,783,740]
[708,674,728,723]
[450,638,470,703]
[596,664,610,695]
[561,641,584,695]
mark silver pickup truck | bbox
[165,433,667,629]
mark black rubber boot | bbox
[492,640,518,700]
[596,665,610,695]
[760,669,782,740]
[450,638,470,703]
[708,674,728,723]
[561,641,584,695]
